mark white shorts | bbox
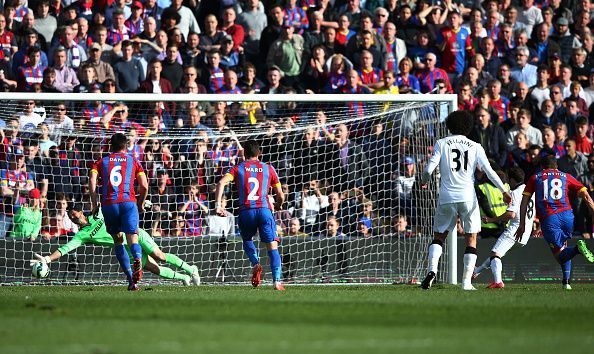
[492,235,523,257]
[433,200,480,234]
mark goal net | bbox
[0,93,456,286]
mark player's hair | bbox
[66,203,82,213]
[243,140,260,158]
[507,167,525,188]
[540,155,558,169]
[445,111,474,136]
[110,133,128,152]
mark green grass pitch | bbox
[1,284,593,354]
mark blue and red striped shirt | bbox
[226,160,281,212]
[91,152,145,205]
[524,169,585,220]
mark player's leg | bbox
[103,205,134,288]
[473,257,491,278]
[258,208,284,290]
[121,202,143,284]
[144,256,191,285]
[460,200,481,291]
[486,236,516,288]
[146,241,201,285]
[542,212,578,289]
[238,210,261,287]
[422,204,455,289]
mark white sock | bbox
[427,244,443,274]
[475,257,490,274]
[490,257,503,284]
[462,253,478,286]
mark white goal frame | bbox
[1,92,458,285]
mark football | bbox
[32,262,50,279]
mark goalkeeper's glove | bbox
[30,253,51,266]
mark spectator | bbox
[518,0,543,37]
[219,6,244,51]
[558,138,587,182]
[573,116,593,155]
[113,40,145,93]
[38,67,59,93]
[148,168,177,214]
[497,64,519,100]
[357,49,383,92]
[438,10,470,81]
[533,99,557,129]
[330,123,369,191]
[481,37,502,78]
[139,58,173,95]
[219,35,242,70]
[45,102,73,146]
[237,0,267,64]
[179,182,209,236]
[17,46,46,92]
[417,52,452,93]
[506,108,543,149]
[469,107,507,167]
[266,20,304,89]
[395,57,420,93]
[83,42,116,83]
[511,46,538,88]
[51,46,79,92]
[31,2,54,46]
[0,147,35,238]
[551,17,581,64]
[18,100,43,131]
[542,126,566,158]
[488,79,510,122]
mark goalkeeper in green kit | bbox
[30,204,201,285]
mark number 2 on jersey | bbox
[247,177,260,201]
[543,178,563,200]
[451,148,468,172]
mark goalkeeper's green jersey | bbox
[11,206,42,240]
[57,213,154,257]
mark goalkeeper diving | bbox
[30,204,201,286]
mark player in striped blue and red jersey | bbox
[215,140,286,290]
[89,133,149,291]
[516,155,594,289]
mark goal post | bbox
[0,92,458,285]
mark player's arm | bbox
[514,193,532,242]
[483,210,515,224]
[272,182,285,212]
[577,188,594,215]
[136,171,149,212]
[420,140,442,185]
[30,236,85,266]
[215,173,234,217]
[89,168,99,216]
[476,147,512,204]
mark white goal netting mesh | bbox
[0,94,452,285]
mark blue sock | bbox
[561,260,572,284]
[268,249,282,282]
[129,243,142,261]
[242,240,259,266]
[114,244,132,282]
[558,247,579,263]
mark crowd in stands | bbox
[1,0,594,239]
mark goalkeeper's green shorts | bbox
[125,232,158,266]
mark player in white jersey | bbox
[472,168,535,288]
[420,111,511,291]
